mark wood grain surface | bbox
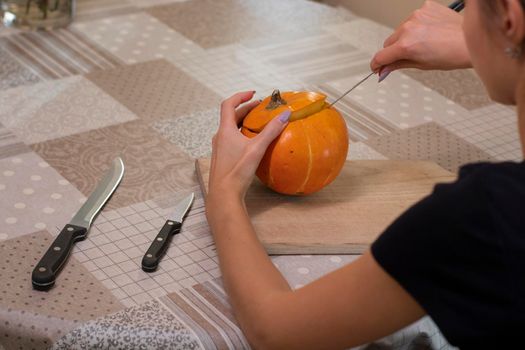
[196,158,455,254]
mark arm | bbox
[206,92,426,349]
[371,0,471,79]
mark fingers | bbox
[386,59,423,72]
[383,29,401,49]
[376,58,425,83]
[220,91,256,129]
[235,100,260,127]
[255,110,290,150]
[232,110,290,181]
[370,42,410,73]
[209,134,218,183]
[374,25,405,73]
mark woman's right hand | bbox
[371,0,471,80]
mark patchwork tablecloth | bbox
[0,0,520,349]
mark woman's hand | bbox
[204,92,425,350]
[371,0,471,80]
[208,91,290,202]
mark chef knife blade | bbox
[142,192,194,272]
[32,157,125,290]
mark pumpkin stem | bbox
[266,89,287,110]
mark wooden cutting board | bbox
[196,158,455,255]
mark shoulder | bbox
[372,161,525,258]
[449,161,525,228]
[409,160,525,219]
[461,160,525,208]
[457,160,525,187]
[370,161,525,348]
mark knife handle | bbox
[142,220,182,272]
[32,224,87,290]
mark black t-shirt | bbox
[371,161,525,350]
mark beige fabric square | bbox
[31,120,197,209]
[0,47,40,90]
[0,231,123,322]
[404,69,492,110]
[0,307,76,350]
[364,122,495,173]
[0,122,30,159]
[0,76,137,145]
[147,0,353,49]
[86,59,222,122]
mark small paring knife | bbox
[141,193,194,272]
[32,157,125,291]
[328,72,375,107]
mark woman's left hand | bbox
[208,91,290,202]
[204,93,425,350]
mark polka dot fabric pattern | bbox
[86,59,222,122]
[364,123,496,173]
[0,0,517,348]
[71,12,204,66]
[0,231,123,319]
[404,68,493,111]
[0,231,123,347]
[0,152,87,241]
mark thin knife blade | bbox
[168,193,194,223]
[141,192,195,272]
[328,72,375,108]
[70,157,125,229]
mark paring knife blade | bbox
[328,71,375,108]
[32,157,125,290]
[142,192,194,272]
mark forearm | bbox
[205,195,426,350]
[205,193,291,326]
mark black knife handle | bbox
[449,0,464,12]
[142,220,182,272]
[32,224,87,290]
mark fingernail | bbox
[378,68,391,83]
[278,110,291,123]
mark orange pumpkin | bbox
[241,90,349,195]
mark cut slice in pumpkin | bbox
[241,127,258,138]
[289,98,326,122]
[242,90,327,133]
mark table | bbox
[0,0,520,349]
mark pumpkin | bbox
[241,90,349,195]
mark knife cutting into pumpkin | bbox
[242,90,349,195]
[240,2,466,196]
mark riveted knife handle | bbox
[32,224,87,291]
[142,220,182,272]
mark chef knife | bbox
[142,192,194,272]
[32,157,125,290]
